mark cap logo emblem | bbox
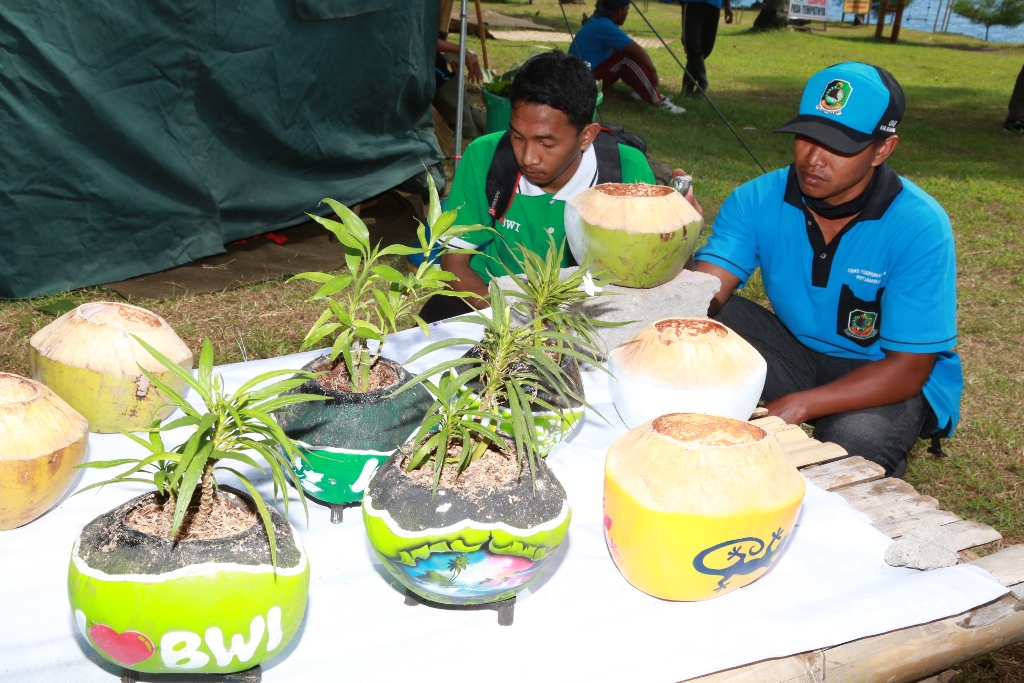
[817,79,853,116]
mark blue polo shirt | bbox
[695,164,962,436]
[569,16,635,70]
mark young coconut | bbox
[564,183,702,288]
[609,317,766,428]
[29,302,193,433]
[69,338,326,676]
[277,176,486,509]
[0,373,89,529]
[361,285,591,610]
[604,413,805,601]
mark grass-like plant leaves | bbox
[289,173,489,392]
[76,336,329,567]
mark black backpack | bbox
[483,125,647,223]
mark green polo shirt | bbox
[446,131,656,283]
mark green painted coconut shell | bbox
[67,487,309,675]
[564,183,702,289]
[29,302,193,433]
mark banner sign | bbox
[843,0,870,13]
[788,0,828,20]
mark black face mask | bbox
[803,166,880,220]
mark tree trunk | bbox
[754,0,790,29]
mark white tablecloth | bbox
[0,321,1008,682]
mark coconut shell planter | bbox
[276,355,430,507]
[604,413,805,601]
[564,183,703,289]
[68,487,309,675]
[29,302,193,433]
[609,317,767,428]
[0,373,89,530]
[363,447,570,607]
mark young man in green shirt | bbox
[419,51,698,322]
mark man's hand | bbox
[464,50,483,84]
[724,0,734,24]
[671,169,703,216]
[765,350,937,426]
[440,252,490,309]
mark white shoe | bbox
[629,91,642,101]
[653,97,686,115]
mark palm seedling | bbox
[77,337,328,565]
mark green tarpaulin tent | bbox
[0,0,442,299]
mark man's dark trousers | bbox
[1007,64,1024,126]
[713,296,935,477]
[682,2,721,94]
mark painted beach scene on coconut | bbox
[383,549,543,602]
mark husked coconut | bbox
[564,183,702,288]
[30,302,193,433]
[603,413,805,601]
[609,317,766,427]
[0,374,89,529]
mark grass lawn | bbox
[1,2,1023,677]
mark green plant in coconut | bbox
[68,337,326,675]
[276,175,488,510]
[363,283,599,610]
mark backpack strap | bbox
[592,129,622,184]
[484,131,520,225]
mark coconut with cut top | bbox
[603,413,805,601]
[564,182,702,288]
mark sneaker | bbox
[1004,120,1024,134]
[653,97,686,115]
[629,91,642,101]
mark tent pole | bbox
[473,0,489,70]
[454,0,469,169]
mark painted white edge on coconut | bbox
[363,495,571,538]
[293,440,398,457]
[609,356,766,429]
[69,524,309,582]
[30,302,192,376]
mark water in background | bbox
[824,0,1024,44]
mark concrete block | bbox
[495,267,721,357]
[884,522,961,570]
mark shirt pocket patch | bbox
[836,283,884,348]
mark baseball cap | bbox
[775,62,905,155]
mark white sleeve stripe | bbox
[446,237,478,250]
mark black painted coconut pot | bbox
[67,486,309,675]
[276,355,430,505]
[363,449,571,606]
[458,346,586,454]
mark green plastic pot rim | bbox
[363,494,570,540]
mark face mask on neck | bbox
[802,165,879,220]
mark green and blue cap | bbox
[775,62,905,154]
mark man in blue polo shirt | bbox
[693,63,960,477]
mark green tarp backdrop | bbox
[0,0,441,298]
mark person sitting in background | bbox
[569,0,686,115]
[435,36,487,141]
[419,51,698,323]
[690,63,961,478]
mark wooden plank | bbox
[682,652,824,682]
[783,438,824,454]
[972,545,1024,586]
[835,478,919,511]
[801,457,885,492]
[683,592,1024,683]
[858,496,940,525]
[751,415,787,431]
[788,442,849,468]
[874,510,963,538]
[943,520,1002,552]
[772,426,813,445]
[750,407,770,419]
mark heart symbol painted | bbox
[88,624,155,666]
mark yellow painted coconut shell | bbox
[603,413,805,601]
[609,318,767,428]
[564,183,702,288]
[0,374,89,529]
[29,302,193,433]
